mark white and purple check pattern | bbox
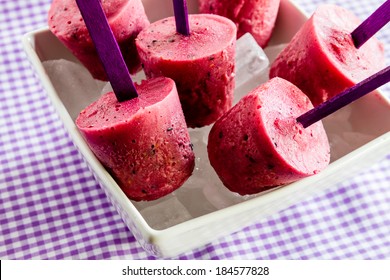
[1,0,390,259]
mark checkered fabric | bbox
[1,0,390,259]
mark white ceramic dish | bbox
[23,0,390,258]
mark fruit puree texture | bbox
[48,0,150,80]
[76,77,195,201]
[135,14,236,128]
[198,0,280,48]
[208,77,330,195]
[270,4,384,106]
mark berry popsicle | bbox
[269,4,384,106]
[135,13,236,128]
[198,0,280,48]
[76,77,195,201]
[207,77,330,195]
[48,0,150,80]
[74,0,194,201]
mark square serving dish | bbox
[23,0,390,258]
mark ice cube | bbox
[328,133,350,161]
[131,69,146,84]
[187,126,213,180]
[174,184,217,218]
[100,70,148,95]
[234,33,269,103]
[203,180,249,210]
[43,59,106,120]
[189,125,211,145]
[182,151,212,191]
[264,43,287,64]
[100,82,113,95]
[137,195,192,230]
[132,193,175,212]
[100,71,146,95]
[322,105,353,132]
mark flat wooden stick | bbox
[297,66,390,128]
[76,0,138,101]
[351,0,390,48]
[173,0,190,36]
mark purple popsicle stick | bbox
[75,0,138,102]
[297,66,390,128]
[351,0,390,49]
[173,0,190,36]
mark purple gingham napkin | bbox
[1,0,390,259]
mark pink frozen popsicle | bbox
[48,0,150,80]
[198,0,280,48]
[207,77,330,195]
[74,0,194,201]
[135,13,236,128]
[76,77,195,201]
[270,4,384,106]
